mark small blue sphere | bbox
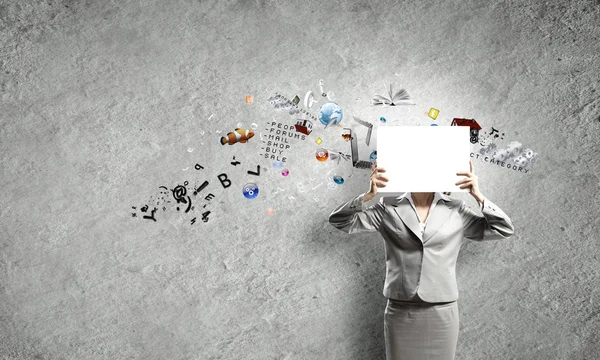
[332,175,344,185]
[369,150,377,162]
[318,102,343,127]
[242,183,259,199]
[430,123,438,126]
[379,117,387,123]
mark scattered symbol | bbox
[297,183,306,193]
[319,79,327,97]
[266,208,275,216]
[201,211,210,222]
[242,183,259,199]
[292,95,300,105]
[162,207,166,211]
[274,187,285,194]
[195,164,204,170]
[489,127,505,140]
[294,119,313,135]
[451,118,482,144]
[341,128,353,141]
[143,207,157,222]
[182,167,189,171]
[141,205,148,213]
[315,148,329,162]
[332,176,344,185]
[217,173,231,188]
[184,181,189,186]
[204,193,215,201]
[304,91,318,108]
[281,169,289,177]
[314,197,319,203]
[352,116,374,146]
[188,147,194,152]
[131,213,137,217]
[216,130,222,133]
[326,92,336,101]
[428,108,440,120]
[200,130,205,135]
[329,150,351,164]
[246,95,253,104]
[251,123,258,130]
[208,114,215,120]
[288,196,296,201]
[220,128,255,145]
[172,185,188,203]
[231,156,241,166]
[203,204,206,208]
[311,182,323,190]
[371,83,415,106]
[318,102,343,128]
[315,137,323,145]
[247,165,260,176]
[369,150,377,162]
[132,206,137,209]
[191,217,196,225]
[193,181,209,196]
[327,182,337,190]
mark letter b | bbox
[217,173,231,188]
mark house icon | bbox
[294,119,313,135]
[451,118,482,144]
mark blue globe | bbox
[318,102,343,127]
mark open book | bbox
[371,83,416,106]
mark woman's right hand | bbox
[366,160,388,200]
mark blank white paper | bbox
[376,126,471,193]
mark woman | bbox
[328,160,515,360]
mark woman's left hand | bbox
[456,159,484,202]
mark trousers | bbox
[384,298,459,360]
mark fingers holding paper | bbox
[369,160,389,195]
[456,159,483,201]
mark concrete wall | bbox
[1,0,599,359]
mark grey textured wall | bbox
[1,0,599,359]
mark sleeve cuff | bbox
[350,193,368,211]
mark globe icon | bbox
[318,102,343,127]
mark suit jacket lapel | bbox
[392,197,457,244]
[393,199,423,243]
[422,203,453,243]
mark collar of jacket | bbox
[384,192,457,244]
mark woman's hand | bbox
[456,159,484,202]
[365,160,388,201]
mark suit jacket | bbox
[328,193,515,303]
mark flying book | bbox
[371,83,416,106]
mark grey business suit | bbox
[329,192,515,302]
[328,192,515,360]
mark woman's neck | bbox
[411,192,435,207]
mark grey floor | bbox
[1,0,599,359]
